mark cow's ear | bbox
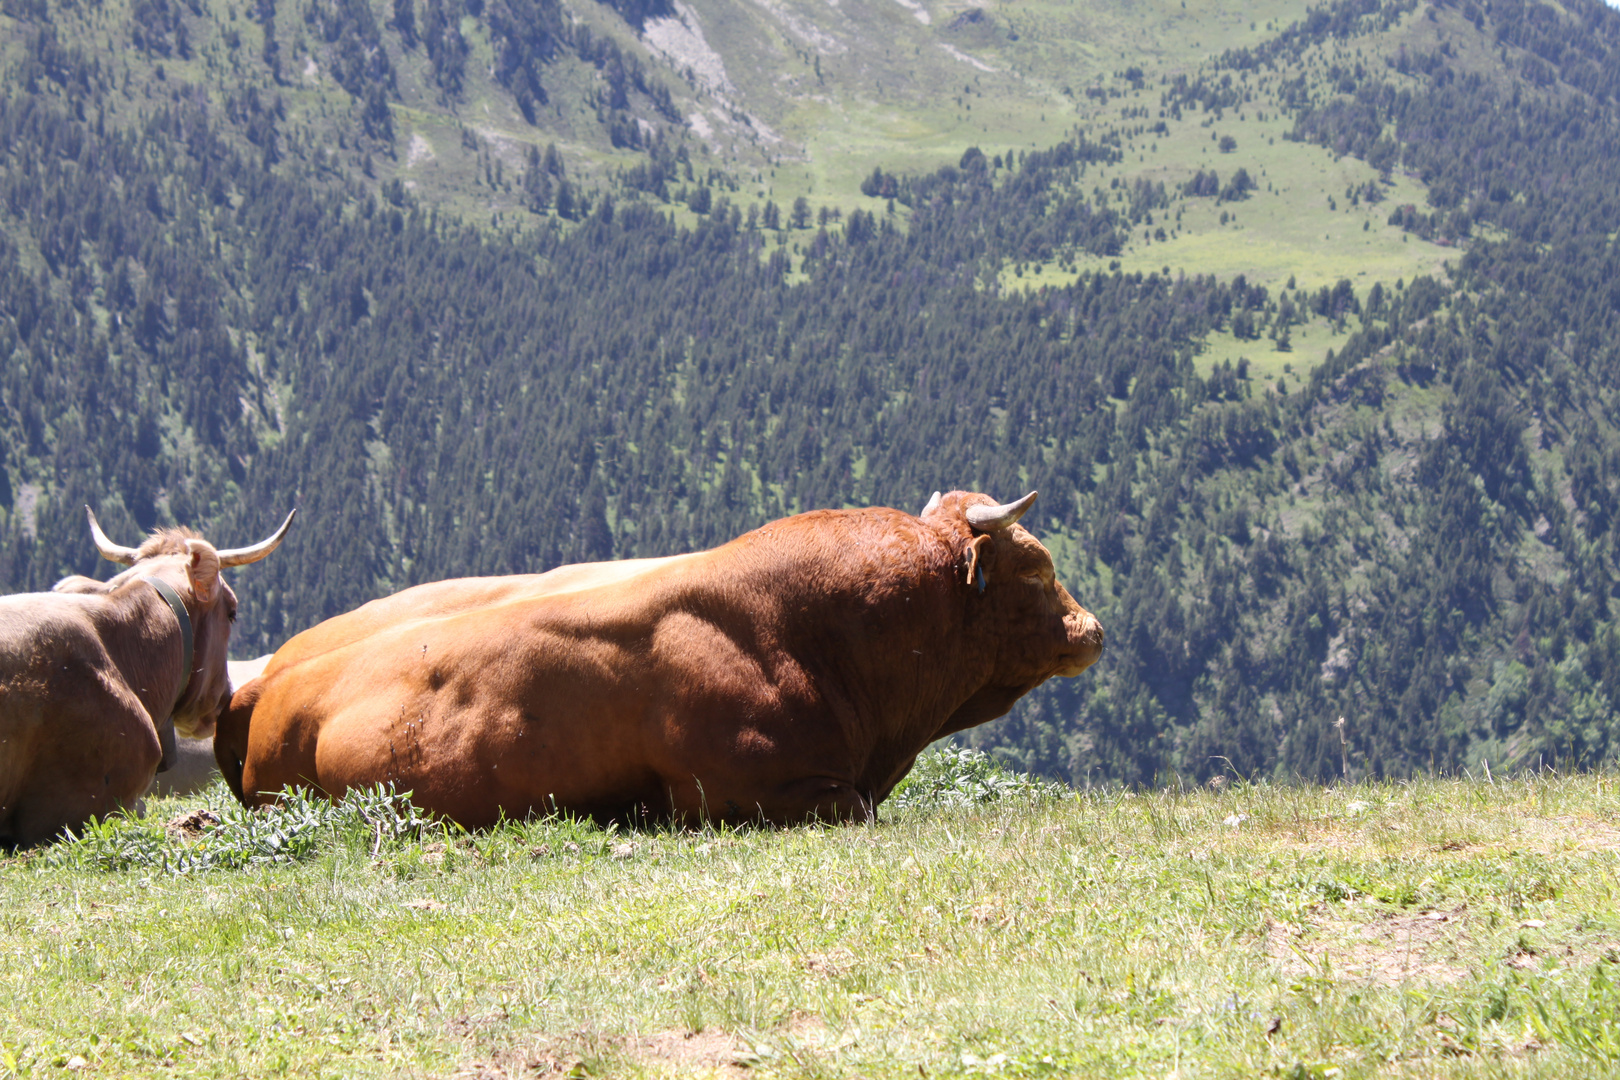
[964,534,994,587]
[185,539,222,604]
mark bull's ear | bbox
[184,539,222,604]
[964,534,993,587]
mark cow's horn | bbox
[216,509,297,567]
[965,491,1038,532]
[921,491,942,516]
[86,506,140,565]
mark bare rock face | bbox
[947,8,987,30]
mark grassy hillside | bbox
[5,757,1620,1077]
[0,0,1450,298]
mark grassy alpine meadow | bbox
[5,752,1620,1078]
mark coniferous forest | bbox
[3,0,1620,785]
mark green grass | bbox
[1047,108,1451,292]
[7,756,1620,1078]
[729,0,1323,211]
[1192,312,1358,387]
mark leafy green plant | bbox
[46,784,434,874]
[886,745,1069,813]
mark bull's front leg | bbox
[674,774,873,826]
[769,776,876,824]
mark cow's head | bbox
[923,490,1104,700]
[73,508,295,739]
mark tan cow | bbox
[218,491,1102,827]
[0,510,293,846]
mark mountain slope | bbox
[3,0,1620,783]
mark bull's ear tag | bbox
[964,533,993,589]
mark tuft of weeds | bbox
[45,783,435,874]
[1523,963,1620,1063]
[885,745,1069,813]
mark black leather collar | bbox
[138,576,192,773]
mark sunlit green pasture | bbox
[723,0,1324,220]
[1049,107,1452,293]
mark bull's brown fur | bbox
[219,491,1103,827]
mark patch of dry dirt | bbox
[455,1027,752,1078]
[1267,904,1473,984]
[164,808,220,840]
[449,1016,834,1077]
[638,1029,748,1072]
[798,948,855,977]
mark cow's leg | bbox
[12,776,118,847]
[39,693,165,844]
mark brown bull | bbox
[0,509,293,847]
[217,491,1102,826]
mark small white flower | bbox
[1223,813,1248,828]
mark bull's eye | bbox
[228,607,238,623]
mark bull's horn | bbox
[965,491,1038,532]
[216,509,297,567]
[86,506,140,565]
[920,491,942,516]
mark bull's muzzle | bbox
[1058,611,1105,676]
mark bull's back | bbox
[260,556,694,678]
[239,554,704,817]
